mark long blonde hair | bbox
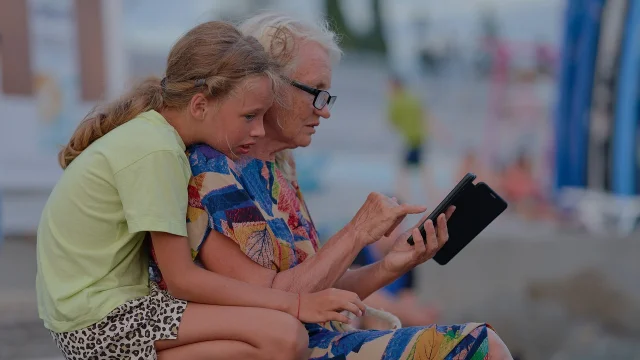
[59,21,279,169]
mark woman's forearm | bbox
[333,261,403,299]
[271,223,364,293]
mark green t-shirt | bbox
[388,89,426,148]
[36,110,192,333]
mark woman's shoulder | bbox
[186,144,236,177]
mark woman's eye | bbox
[244,114,256,121]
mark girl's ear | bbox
[188,93,209,121]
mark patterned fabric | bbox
[306,322,490,360]
[186,144,319,271]
[50,282,186,360]
[185,144,491,359]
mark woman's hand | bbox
[296,288,367,324]
[381,206,454,274]
[350,192,427,247]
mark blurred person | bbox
[36,21,365,360]
[457,150,500,188]
[387,76,437,204]
[534,39,555,77]
[185,12,513,359]
[458,150,483,181]
[500,152,553,219]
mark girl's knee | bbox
[487,328,513,360]
[262,313,308,360]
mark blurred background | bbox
[0,0,639,359]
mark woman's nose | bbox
[314,106,331,119]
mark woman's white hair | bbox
[238,11,342,75]
[238,12,342,180]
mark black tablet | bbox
[406,173,476,246]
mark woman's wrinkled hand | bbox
[381,206,455,274]
[297,288,367,324]
[349,192,427,246]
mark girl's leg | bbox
[156,302,309,360]
[158,341,267,360]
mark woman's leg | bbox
[156,302,309,360]
[307,323,512,359]
[449,326,513,360]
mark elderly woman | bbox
[185,12,513,359]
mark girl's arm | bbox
[151,231,367,324]
[151,231,297,314]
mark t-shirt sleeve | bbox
[114,150,191,236]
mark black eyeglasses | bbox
[287,79,336,111]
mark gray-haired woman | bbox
[184,12,514,360]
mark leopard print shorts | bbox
[51,282,187,360]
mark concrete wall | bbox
[414,232,640,359]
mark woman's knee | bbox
[487,328,513,360]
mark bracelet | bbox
[296,293,301,320]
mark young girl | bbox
[36,21,365,360]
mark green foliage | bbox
[325,0,387,54]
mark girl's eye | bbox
[244,114,256,121]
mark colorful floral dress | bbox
[184,144,492,359]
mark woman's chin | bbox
[295,135,313,148]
